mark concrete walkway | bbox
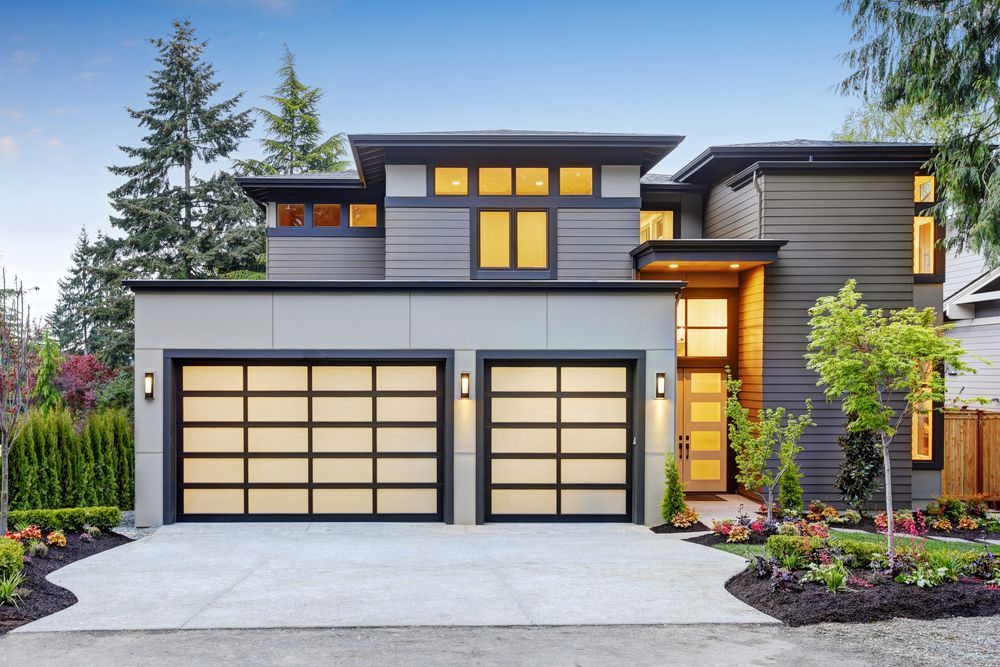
[18,523,774,631]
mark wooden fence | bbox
[943,410,1000,499]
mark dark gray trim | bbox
[725,160,928,190]
[630,239,788,270]
[473,350,646,526]
[385,197,640,208]
[271,201,385,237]
[160,349,455,525]
[238,177,372,206]
[126,279,686,292]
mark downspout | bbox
[752,169,763,239]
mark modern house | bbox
[128,132,945,527]
[944,249,1000,410]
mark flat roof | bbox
[124,279,686,293]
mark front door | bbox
[677,369,727,492]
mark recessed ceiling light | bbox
[452,181,461,186]
[668,263,680,269]
[535,181,544,186]
[729,263,741,269]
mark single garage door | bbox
[177,360,444,521]
[485,361,633,521]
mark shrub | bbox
[727,525,751,543]
[931,517,953,532]
[957,517,980,531]
[671,507,700,529]
[874,509,928,537]
[27,540,48,558]
[47,530,67,548]
[766,534,828,561]
[831,538,885,568]
[841,509,862,526]
[930,493,989,522]
[96,372,134,418]
[56,354,115,414]
[967,551,1000,581]
[801,560,850,592]
[806,500,827,522]
[711,519,734,537]
[778,455,804,516]
[835,427,882,514]
[0,571,26,608]
[7,507,120,532]
[0,538,24,578]
[661,457,686,523]
[85,525,101,537]
[896,565,947,588]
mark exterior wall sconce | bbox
[144,372,155,400]
[655,372,666,399]
[460,372,471,399]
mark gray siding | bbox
[945,249,987,300]
[760,172,916,506]
[267,236,385,280]
[946,314,1000,409]
[385,208,471,279]
[703,181,759,239]
[556,209,637,279]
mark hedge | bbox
[8,507,121,532]
[0,537,24,578]
[8,408,133,511]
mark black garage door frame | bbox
[474,350,646,525]
[161,349,455,525]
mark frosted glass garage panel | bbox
[312,427,373,452]
[183,427,243,453]
[490,366,557,392]
[184,488,244,514]
[377,428,437,452]
[183,396,243,422]
[377,396,438,422]
[561,428,626,453]
[560,459,626,484]
[491,397,557,423]
[377,489,437,514]
[491,459,556,484]
[560,367,626,392]
[313,458,373,483]
[377,458,437,483]
[313,489,373,514]
[561,397,626,423]
[491,489,556,514]
[183,366,243,391]
[312,366,372,391]
[560,489,625,514]
[248,397,308,422]
[249,488,309,514]
[313,397,372,422]
[248,458,308,484]
[247,366,307,391]
[248,428,308,453]
[490,428,556,453]
[183,458,244,484]
[376,365,437,391]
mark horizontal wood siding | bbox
[385,208,471,279]
[703,181,759,239]
[761,172,915,506]
[946,318,1000,407]
[267,236,385,279]
[556,209,637,279]
[945,249,986,299]
[738,266,765,418]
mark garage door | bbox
[485,361,633,521]
[177,361,444,521]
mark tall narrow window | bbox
[435,167,468,195]
[559,167,592,195]
[914,175,935,203]
[913,216,935,274]
[516,211,548,269]
[912,399,933,461]
[676,298,728,357]
[277,204,305,227]
[313,204,341,227]
[477,210,549,272]
[515,168,549,195]
[479,211,511,268]
[479,168,512,195]
[640,210,674,242]
[350,204,377,227]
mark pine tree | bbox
[237,46,349,176]
[86,233,136,369]
[661,457,687,522]
[47,228,99,356]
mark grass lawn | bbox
[708,529,998,558]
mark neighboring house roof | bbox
[671,139,935,184]
[944,266,1000,314]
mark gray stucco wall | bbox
[385,208,471,279]
[556,209,638,279]
[703,180,759,240]
[132,287,677,528]
[760,171,917,506]
[267,236,386,279]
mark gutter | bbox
[752,168,763,239]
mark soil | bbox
[847,516,1000,543]
[726,569,1000,626]
[649,521,710,534]
[685,531,770,547]
[0,531,132,635]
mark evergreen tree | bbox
[9,415,41,510]
[47,228,99,355]
[52,410,79,507]
[32,333,63,414]
[76,421,98,507]
[661,457,686,522]
[109,410,134,510]
[778,459,804,516]
[34,411,61,508]
[86,233,136,369]
[86,412,118,507]
[238,46,349,176]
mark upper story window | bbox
[559,167,593,195]
[277,204,305,227]
[477,210,548,271]
[913,216,935,274]
[914,175,935,203]
[677,298,728,358]
[313,204,341,227]
[515,168,549,196]
[912,399,933,461]
[640,210,674,242]
[435,167,468,195]
[274,203,380,232]
[479,168,512,195]
[350,204,377,227]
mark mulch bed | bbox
[846,517,1000,543]
[650,521,710,534]
[0,531,132,635]
[684,531,769,546]
[726,570,1000,626]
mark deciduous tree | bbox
[0,270,33,534]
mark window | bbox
[479,168,512,195]
[435,167,468,195]
[677,298,728,357]
[914,175,935,203]
[313,204,341,227]
[912,399,933,461]
[914,216,935,274]
[350,204,377,228]
[559,167,592,195]
[277,204,305,227]
[478,210,548,271]
[640,210,674,242]
[515,168,549,196]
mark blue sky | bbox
[1,0,862,315]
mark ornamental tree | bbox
[725,372,814,523]
[0,270,33,534]
[806,280,980,562]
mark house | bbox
[128,131,944,527]
[944,250,1000,410]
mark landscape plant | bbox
[835,427,883,515]
[0,537,23,578]
[32,333,63,414]
[0,570,26,608]
[0,270,34,535]
[660,456,686,523]
[725,372,814,523]
[777,455,804,517]
[806,280,978,563]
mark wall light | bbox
[460,372,471,399]
[655,372,666,399]
[144,372,155,400]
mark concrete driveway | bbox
[18,523,775,631]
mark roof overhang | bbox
[631,239,788,272]
[124,279,686,293]
[348,132,685,186]
[724,160,928,189]
[236,174,366,206]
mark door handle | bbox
[685,434,690,459]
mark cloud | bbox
[78,71,98,80]
[44,137,63,150]
[0,136,17,159]
[0,108,23,122]
[2,49,37,76]
[79,55,112,81]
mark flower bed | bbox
[649,507,707,534]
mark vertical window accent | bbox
[913,216,935,274]
[435,167,468,195]
[640,210,674,242]
[479,211,512,268]
[277,204,305,227]
[313,204,341,227]
[515,168,549,195]
[676,298,728,358]
[516,211,548,269]
[559,167,593,195]
[912,399,933,461]
[479,167,512,195]
[914,175,936,203]
[350,204,377,228]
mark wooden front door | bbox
[677,369,728,492]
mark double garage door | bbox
[177,361,444,521]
